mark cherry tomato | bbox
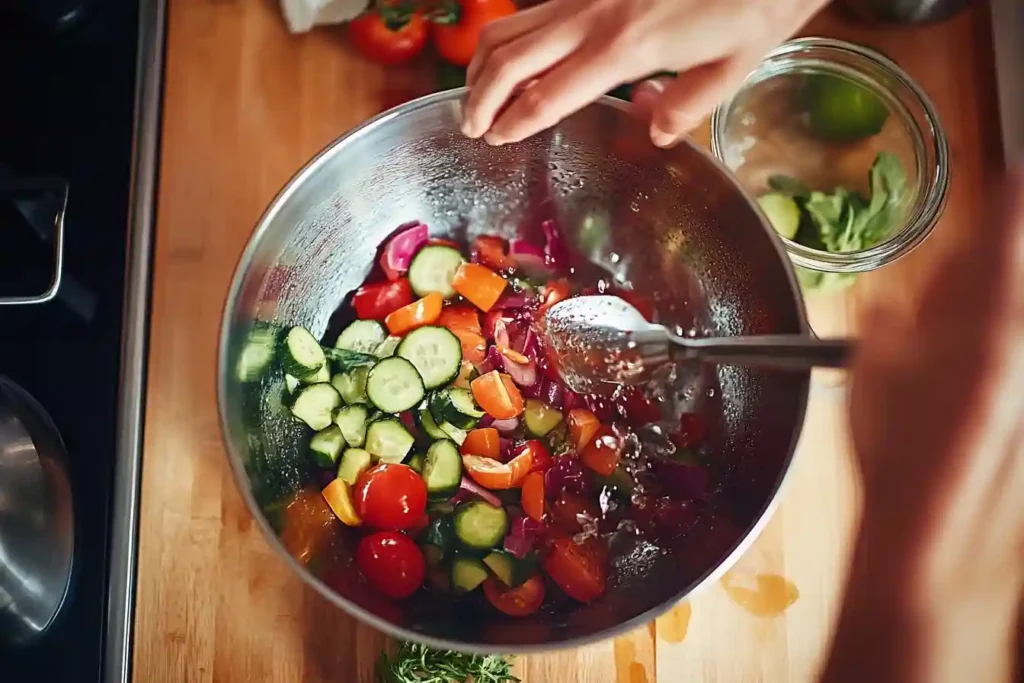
[348,7,428,66]
[353,279,413,320]
[522,439,553,473]
[461,427,501,459]
[543,536,607,603]
[579,426,623,477]
[521,471,546,522]
[482,575,545,616]
[354,464,427,531]
[463,449,532,490]
[672,412,708,450]
[472,235,515,271]
[356,531,425,599]
[431,0,517,67]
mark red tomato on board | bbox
[354,464,427,531]
[356,531,425,599]
[348,8,428,66]
[431,0,517,67]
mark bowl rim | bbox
[217,87,810,653]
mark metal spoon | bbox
[543,296,855,394]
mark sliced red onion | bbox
[509,238,553,279]
[562,389,583,411]
[493,320,511,349]
[493,291,534,310]
[502,354,537,388]
[544,454,589,499]
[541,219,569,271]
[490,417,519,434]
[499,437,515,462]
[478,346,500,375]
[520,376,546,400]
[504,516,541,559]
[459,476,502,507]
[542,379,565,409]
[381,222,428,273]
[478,414,495,429]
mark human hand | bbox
[461,0,830,146]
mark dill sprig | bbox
[376,641,519,683]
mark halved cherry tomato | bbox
[543,536,607,603]
[521,471,545,522]
[463,449,532,490]
[461,427,500,459]
[579,426,622,476]
[567,408,600,450]
[322,479,361,527]
[539,278,572,312]
[385,292,443,335]
[471,235,516,271]
[348,8,428,66]
[452,263,507,311]
[483,575,545,616]
[354,463,427,531]
[428,237,462,248]
[430,0,517,67]
[453,329,487,365]
[522,439,553,473]
[617,387,661,427]
[356,531,425,599]
[672,412,708,449]
[353,279,413,320]
[471,371,524,419]
[438,305,482,334]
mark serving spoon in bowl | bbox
[543,295,855,394]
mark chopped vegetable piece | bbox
[366,358,425,414]
[422,439,463,501]
[356,531,425,599]
[408,245,465,299]
[497,345,530,365]
[337,447,372,485]
[483,575,545,616]
[452,328,488,365]
[281,326,327,378]
[437,305,482,334]
[461,427,500,459]
[523,398,562,437]
[385,292,443,335]
[396,325,462,389]
[335,319,388,354]
[521,471,545,522]
[452,262,507,311]
[354,463,427,531]
[289,383,343,431]
[429,387,486,429]
[482,550,536,588]
[543,537,606,603]
[353,279,414,320]
[376,643,517,683]
[567,408,600,450]
[539,278,571,312]
[322,478,361,526]
[454,359,480,389]
[453,500,509,550]
[579,426,623,476]
[334,404,370,447]
[381,222,429,276]
[332,366,369,404]
[471,370,524,419]
[310,424,346,467]
[471,235,515,270]
[451,555,490,594]
[463,450,532,490]
[364,416,417,462]
[522,439,553,473]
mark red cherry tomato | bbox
[482,575,546,616]
[354,464,427,531]
[347,8,428,66]
[356,531,425,599]
[523,439,553,473]
[543,536,607,603]
[352,279,414,320]
[431,0,517,67]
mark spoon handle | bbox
[672,335,856,370]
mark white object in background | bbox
[280,0,368,34]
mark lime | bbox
[757,192,802,240]
[802,74,889,142]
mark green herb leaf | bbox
[377,642,519,683]
[767,174,811,201]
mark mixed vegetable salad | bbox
[274,220,711,616]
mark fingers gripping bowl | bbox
[218,89,810,651]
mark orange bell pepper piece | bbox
[384,292,442,335]
[452,263,507,311]
[521,472,545,522]
[461,427,500,459]
[567,408,600,451]
[470,370,524,419]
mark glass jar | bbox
[710,38,950,287]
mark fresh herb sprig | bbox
[377,642,519,683]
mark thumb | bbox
[645,58,750,148]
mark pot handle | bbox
[0,178,68,306]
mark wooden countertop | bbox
[133,2,1004,681]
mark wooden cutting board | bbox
[133,1,1003,681]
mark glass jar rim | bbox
[710,37,950,274]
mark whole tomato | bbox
[431,0,517,67]
[356,531,425,598]
[348,4,428,66]
[354,463,428,530]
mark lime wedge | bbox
[803,75,889,142]
[757,193,802,240]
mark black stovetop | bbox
[0,0,141,680]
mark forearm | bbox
[821,510,1022,683]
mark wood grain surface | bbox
[133,1,1004,681]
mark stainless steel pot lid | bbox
[0,376,74,647]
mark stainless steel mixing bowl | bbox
[218,89,810,652]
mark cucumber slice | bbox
[438,421,467,446]
[337,447,372,485]
[483,550,536,588]
[281,326,326,378]
[364,417,416,463]
[453,361,479,390]
[366,357,425,413]
[333,404,370,447]
[309,424,345,468]
[422,439,463,501]
[236,325,278,382]
[284,374,301,395]
[408,245,465,299]
[758,192,802,240]
[335,320,387,354]
[300,363,331,385]
[453,501,509,551]
[396,326,462,390]
[332,367,370,405]
[374,335,402,359]
[450,555,489,594]
[429,388,484,430]
[416,406,449,440]
[524,399,563,437]
[406,452,425,473]
[289,383,342,431]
